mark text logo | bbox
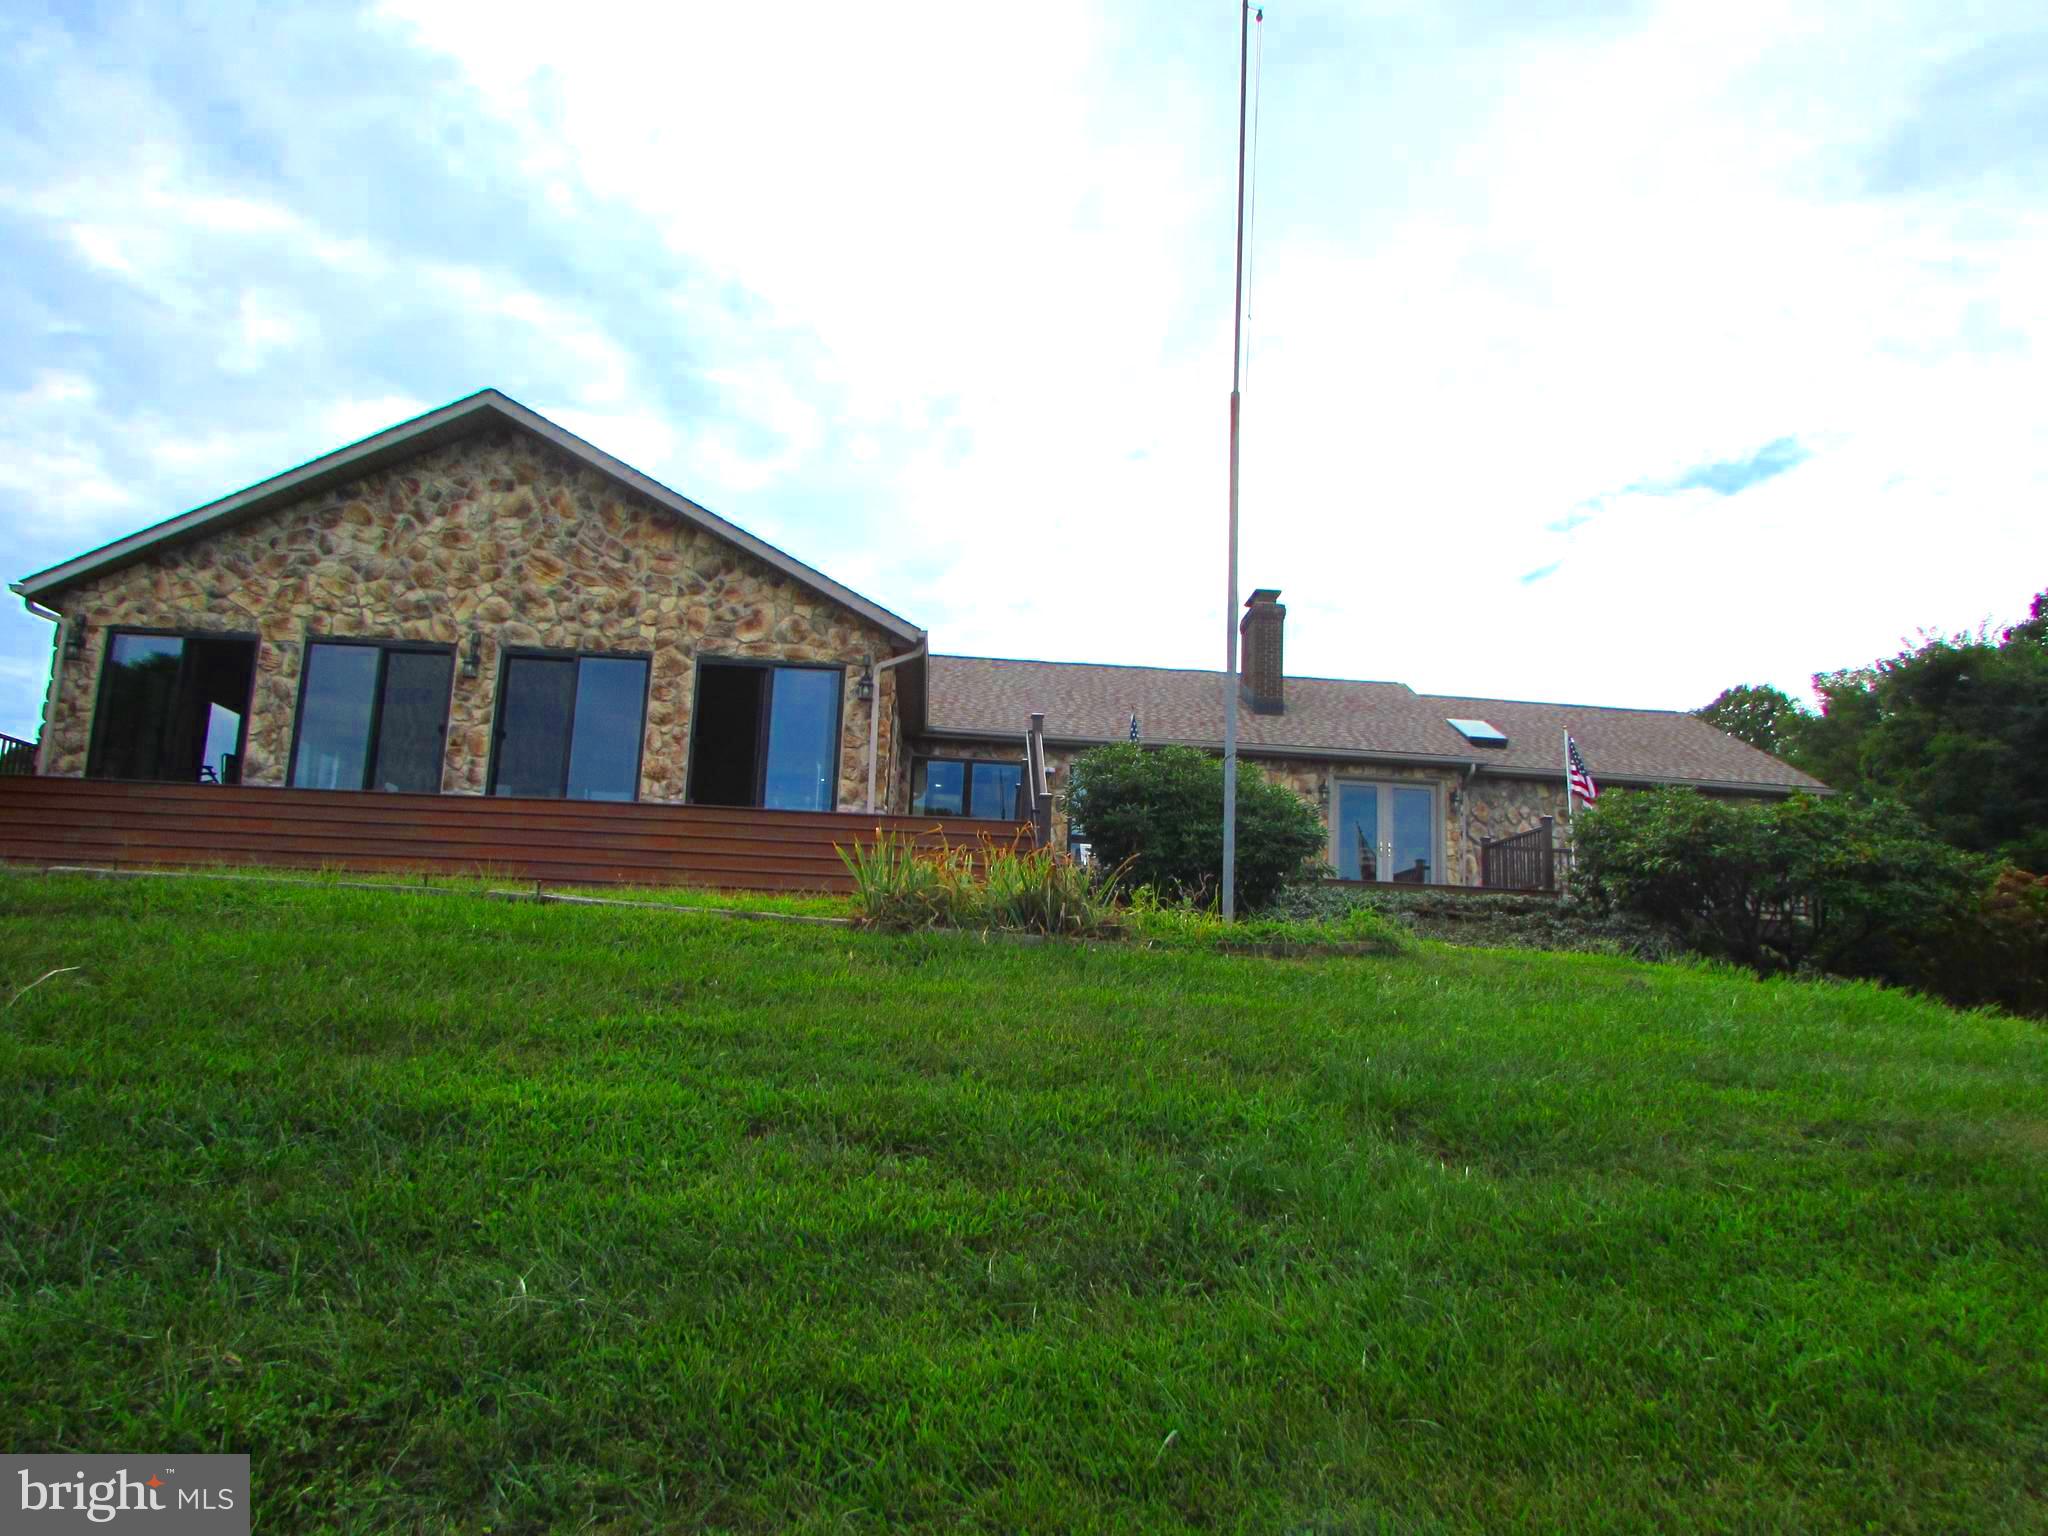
[5,1456,249,1534]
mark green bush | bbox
[1061,743,1326,912]
[1273,881,1686,961]
[1925,867,2048,1017]
[839,829,1122,936]
[1568,787,2039,1007]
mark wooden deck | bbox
[0,777,1028,893]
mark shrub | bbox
[1272,881,1686,961]
[1570,787,2009,994]
[839,830,1122,937]
[1061,743,1326,912]
[1921,867,2048,1018]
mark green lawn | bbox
[1,873,2042,1533]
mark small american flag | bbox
[1566,733,1599,803]
[1129,711,1140,743]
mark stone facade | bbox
[37,427,910,808]
[902,736,1588,887]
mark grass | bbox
[18,860,857,919]
[1,871,2043,1533]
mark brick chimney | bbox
[1239,588,1285,714]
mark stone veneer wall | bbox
[904,737,1591,886]
[898,738,1794,886]
[1459,773,1571,886]
[38,427,910,808]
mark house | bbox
[9,391,1822,887]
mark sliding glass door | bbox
[289,641,454,793]
[489,652,650,801]
[88,631,257,784]
[1332,781,1437,883]
[688,661,843,811]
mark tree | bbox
[1061,743,1327,912]
[1794,592,2048,870]
[1693,683,1809,757]
[1699,588,2048,871]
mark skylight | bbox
[1447,718,1509,748]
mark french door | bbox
[1332,781,1437,883]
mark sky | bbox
[2,0,2044,742]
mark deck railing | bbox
[0,734,34,778]
[1480,815,1557,892]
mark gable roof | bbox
[10,389,925,646]
[924,654,1825,793]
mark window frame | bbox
[484,645,653,802]
[86,625,260,784]
[910,754,1027,820]
[684,655,847,812]
[286,636,457,794]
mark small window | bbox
[1447,718,1508,749]
[290,641,454,793]
[490,652,649,801]
[911,756,1024,819]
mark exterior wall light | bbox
[64,617,86,659]
[461,630,481,679]
[1317,778,1330,814]
[856,656,875,703]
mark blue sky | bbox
[3,0,2044,741]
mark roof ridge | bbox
[930,654,1415,689]
[1417,691,1692,717]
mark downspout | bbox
[864,640,926,814]
[1459,760,1480,886]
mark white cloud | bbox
[362,0,2046,711]
[0,0,2042,748]
[0,374,135,527]
[220,290,313,373]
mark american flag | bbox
[1129,711,1140,743]
[1566,733,1599,803]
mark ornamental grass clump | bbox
[840,830,1123,937]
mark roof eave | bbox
[917,724,1825,792]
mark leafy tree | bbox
[1694,683,1810,756]
[1062,743,1326,912]
[1698,588,2048,870]
[1794,592,2048,869]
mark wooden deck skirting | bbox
[0,777,1030,893]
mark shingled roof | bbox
[923,655,1824,793]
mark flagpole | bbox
[1220,0,1251,922]
[1563,727,1573,824]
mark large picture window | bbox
[910,757,1024,819]
[88,630,257,785]
[289,641,454,793]
[489,652,649,801]
[688,660,843,811]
